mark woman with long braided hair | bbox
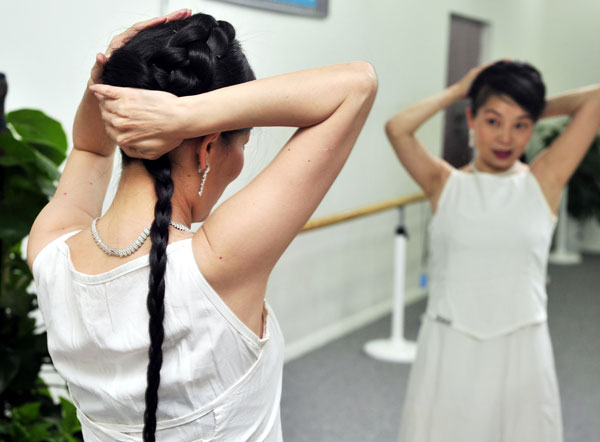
[28,9,377,442]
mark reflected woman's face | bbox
[468,94,535,171]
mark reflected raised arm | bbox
[531,84,600,212]
[384,64,489,209]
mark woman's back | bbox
[27,9,376,440]
[34,231,284,441]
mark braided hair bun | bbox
[103,13,253,96]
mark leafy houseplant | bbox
[0,75,83,441]
[529,119,600,223]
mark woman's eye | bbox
[515,122,531,130]
[486,119,499,126]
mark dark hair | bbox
[101,13,254,442]
[468,60,546,121]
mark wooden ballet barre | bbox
[301,192,426,232]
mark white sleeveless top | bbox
[33,231,285,442]
[426,168,557,339]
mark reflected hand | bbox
[454,61,497,98]
[89,84,184,160]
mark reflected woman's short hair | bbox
[468,60,546,121]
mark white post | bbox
[549,186,581,265]
[363,207,417,363]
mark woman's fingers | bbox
[90,83,184,159]
[89,53,108,84]
[123,16,167,40]
[164,8,192,22]
[105,17,165,57]
[89,84,123,100]
[105,9,191,57]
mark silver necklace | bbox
[91,218,193,257]
[169,221,193,233]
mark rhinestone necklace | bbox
[91,217,193,257]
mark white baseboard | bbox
[284,287,427,363]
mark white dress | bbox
[33,232,285,442]
[398,168,563,442]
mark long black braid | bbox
[102,13,255,442]
[141,156,173,441]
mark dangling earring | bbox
[198,162,211,198]
[468,129,475,149]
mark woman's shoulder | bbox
[30,229,82,279]
[27,217,89,271]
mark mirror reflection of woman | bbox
[386,60,600,442]
[27,10,377,441]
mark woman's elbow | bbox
[347,61,378,101]
[385,116,406,141]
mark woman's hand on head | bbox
[89,84,185,160]
[89,9,192,86]
[454,61,498,98]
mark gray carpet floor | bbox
[280,254,600,442]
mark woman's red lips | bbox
[492,149,512,159]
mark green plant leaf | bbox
[0,131,61,180]
[0,420,11,436]
[10,421,29,441]
[36,176,58,198]
[30,141,67,167]
[0,201,39,243]
[0,131,38,164]
[0,107,76,441]
[13,402,42,425]
[25,422,52,442]
[59,397,81,436]
[32,149,61,181]
[7,109,67,165]
[5,171,42,195]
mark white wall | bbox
[540,0,600,93]
[1,1,162,137]
[2,0,599,361]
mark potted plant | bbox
[0,73,83,441]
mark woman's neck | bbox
[103,162,193,231]
[471,156,521,174]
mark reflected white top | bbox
[426,168,557,339]
[33,232,284,441]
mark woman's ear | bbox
[465,107,474,130]
[196,133,220,170]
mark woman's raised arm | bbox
[384,64,489,207]
[27,10,192,268]
[91,62,377,298]
[531,84,600,211]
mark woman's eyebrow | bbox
[482,109,531,120]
